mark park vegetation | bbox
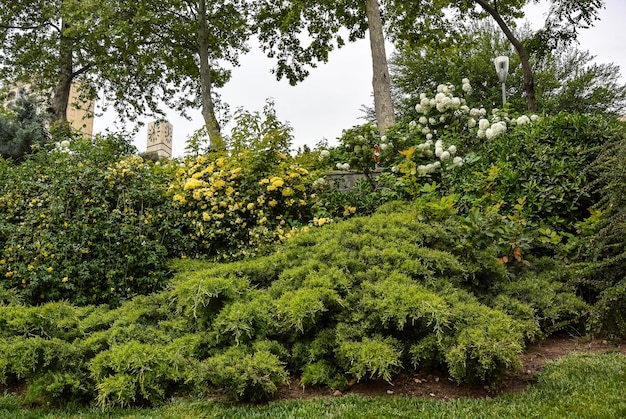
[1,0,626,413]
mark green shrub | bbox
[451,113,624,232]
[0,204,592,406]
[204,347,289,402]
[443,292,525,383]
[300,360,348,390]
[493,258,588,337]
[212,291,278,345]
[336,335,403,383]
[0,135,179,306]
[574,132,626,337]
[90,341,197,408]
[358,273,450,335]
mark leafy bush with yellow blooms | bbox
[169,149,318,261]
[0,135,182,306]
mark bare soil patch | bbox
[274,336,626,401]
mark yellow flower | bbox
[62,276,69,283]
[260,178,270,184]
[313,217,331,227]
[47,266,53,272]
[5,271,13,278]
[247,203,255,211]
[269,199,278,207]
[270,177,284,188]
[282,188,294,197]
[267,185,277,192]
[399,146,416,160]
[213,179,226,189]
[216,158,225,168]
[343,206,357,217]
[202,212,211,221]
[184,178,204,191]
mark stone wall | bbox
[325,169,384,192]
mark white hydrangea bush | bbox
[334,78,541,180]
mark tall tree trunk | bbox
[50,21,73,127]
[474,0,537,112]
[197,0,224,150]
[365,0,396,135]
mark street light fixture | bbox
[494,56,509,106]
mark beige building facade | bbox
[66,83,95,137]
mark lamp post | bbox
[494,56,509,106]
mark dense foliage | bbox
[449,112,624,232]
[0,92,49,162]
[0,204,588,407]
[0,135,178,306]
[1,74,625,410]
[390,20,626,118]
[575,131,626,337]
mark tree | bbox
[0,0,250,144]
[458,0,604,113]
[254,0,398,135]
[0,1,148,126]
[0,90,49,162]
[390,20,522,117]
[390,19,626,117]
[366,0,396,133]
[383,0,605,113]
[147,0,251,149]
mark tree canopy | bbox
[0,90,49,162]
[0,0,251,141]
[390,19,626,117]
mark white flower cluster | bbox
[336,162,350,171]
[318,149,330,161]
[393,138,463,176]
[415,83,465,116]
[312,177,328,188]
[54,140,71,153]
[413,79,493,138]
[462,78,472,93]
[475,111,540,141]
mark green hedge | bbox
[0,205,588,406]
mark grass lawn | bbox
[1,352,625,418]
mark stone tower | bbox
[146,120,173,158]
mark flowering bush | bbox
[169,149,318,261]
[0,135,180,306]
[449,113,617,232]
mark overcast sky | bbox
[91,0,626,158]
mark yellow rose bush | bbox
[169,149,318,261]
[0,135,181,306]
